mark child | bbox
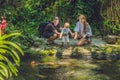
[59,22,73,48]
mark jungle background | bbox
[0,0,120,80]
[1,0,120,38]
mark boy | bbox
[59,22,73,48]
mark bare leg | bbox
[61,42,64,47]
[76,38,86,46]
[67,42,70,48]
[87,39,92,44]
[47,34,57,44]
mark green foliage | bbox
[0,0,102,37]
[91,45,120,55]
[39,49,57,57]
[71,47,82,58]
[103,20,120,35]
[0,31,24,80]
[100,0,120,35]
[1,0,120,49]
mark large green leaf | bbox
[0,32,24,79]
[0,45,20,66]
[0,33,22,40]
[0,62,9,78]
[0,74,4,80]
[0,41,24,55]
[4,57,18,76]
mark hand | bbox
[71,35,73,38]
[59,37,61,39]
[83,34,87,38]
[74,35,77,39]
[57,32,60,34]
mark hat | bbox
[54,16,59,20]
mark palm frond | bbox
[0,33,22,40]
[0,32,24,79]
[0,41,24,55]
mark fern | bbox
[0,31,24,79]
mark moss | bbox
[39,49,57,57]
[71,47,83,58]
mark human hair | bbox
[81,17,88,33]
[64,22,70,28]
[53,16,59,21]
[79,14,86,21]
[53,16,59,26]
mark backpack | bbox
[38,22,50,38]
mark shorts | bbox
[85,35,91,40]
[62,35,69,43]
[44,32,54,38]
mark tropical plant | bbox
[39,49,57,57]
[100,0,120,35]
[0,30,24,80]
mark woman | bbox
[74,14,92,46]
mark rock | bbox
[116,36,120,44]
[64,71,75,76]
[58,61,71,66]
[105,35,117,44]
[34,74,46,78]
[71,47,91,58]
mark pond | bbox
[9,54,120,80]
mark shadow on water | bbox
[92,61,120,80]
[9,53,120,80]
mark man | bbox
[43,17,62,45]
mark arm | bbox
[59,26,62,31]
[49,23,60,35]
[59,32,63,38]
[68,28,73,37]
[74,22,80,32]
[82,24,92,38]
[74,32,78,39]
[86,24,92,36]
[59,29,63,38]
[74,22,81,39]
[53,29,60,35]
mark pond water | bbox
[10,55,120,80]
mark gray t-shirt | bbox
[74,21,92,37]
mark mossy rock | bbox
[108,54,117,61]
[116,54,120,60]
[105,47,113,54]
[71,47,83,58]
[39,49,57,58]
[116,40,120,44]
[56,49,63,58]
[33,42,41,47]
[91,51,107,60]
[105,35,117,44]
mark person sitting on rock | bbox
[74,14,92,46]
